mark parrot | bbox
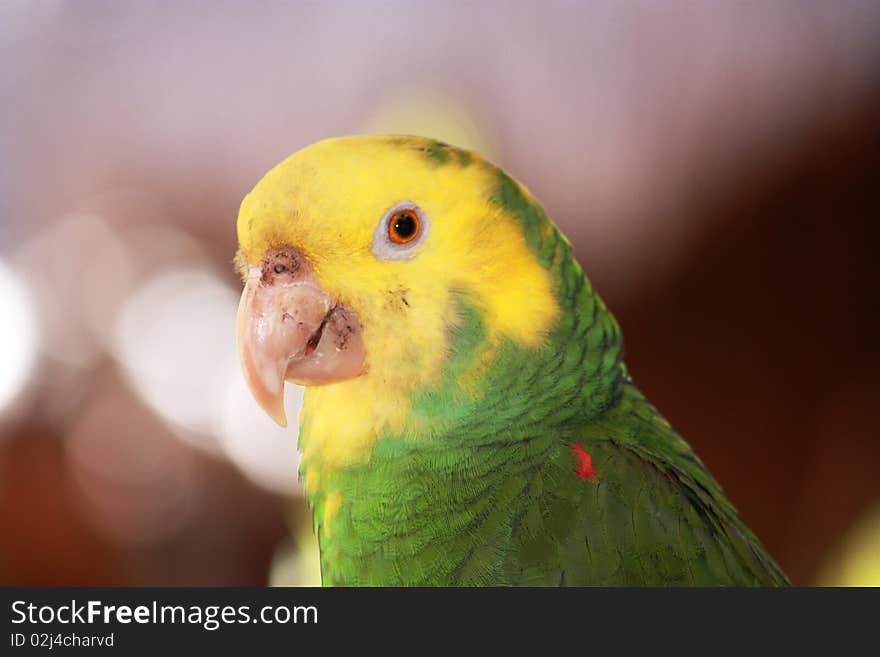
[234,135,789,586]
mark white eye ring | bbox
[371,201,430,261]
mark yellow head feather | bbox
[237,136,559,470]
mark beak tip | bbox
[263,395,289,428]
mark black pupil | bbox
[274,264,286,273]
[393,212,417,239]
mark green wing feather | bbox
[505,382,789,586]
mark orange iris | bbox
[388,209,420,244]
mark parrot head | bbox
[236,136,564,464]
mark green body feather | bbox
[301,150,788,586]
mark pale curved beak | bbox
[236,260,366,427]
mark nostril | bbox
[262,246,307,282]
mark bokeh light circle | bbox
[0,259,38,414]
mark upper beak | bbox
[236,252,366,427]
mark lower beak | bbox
[236,267,366,426]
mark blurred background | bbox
[1,1,879,586]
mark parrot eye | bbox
[389,210,419,243]
[372,202,429,261]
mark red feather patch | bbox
[570,444,597,481]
